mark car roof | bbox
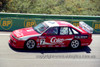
[44,21,73,27]
[44,20,83,33]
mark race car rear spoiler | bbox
[79,21,93,33]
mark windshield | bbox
[33,23,49,34]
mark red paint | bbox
[12,27,39,38]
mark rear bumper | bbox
[81,38,92,46]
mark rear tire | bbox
[25,40,36,50]
[70,40,80,49]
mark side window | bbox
[45,27,58,35]
[60,27,68,35]
[71,28,79,34]
[69,28,73,35]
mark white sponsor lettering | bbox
[14,30,23,37]
[26,29,34,32]
[40,39,51,45]
[50,37,64,43]
[40,37,73,45]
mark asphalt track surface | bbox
[0,32,100,67]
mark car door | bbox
[39,27,60,47]
[58,27,74,47]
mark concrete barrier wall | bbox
[0,13,100,33]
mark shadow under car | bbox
[9,43,91,54]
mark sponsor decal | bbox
[14,30,23,37]
[26,29,34,32]
[24,19,36,28]
[50,37,64,43]
[74,35,88,39]
[40,39,51,45]
[0,18,12,30]
[40,39,46,45]
[71,21,79,26]
[40,37,72,45]
[92,22,100,33]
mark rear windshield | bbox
[72,24,83,32]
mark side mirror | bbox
[42,33,47,36]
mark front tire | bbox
[70,40,80,49]
[25,40,36,50]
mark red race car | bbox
[9,21,93,49]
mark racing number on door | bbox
[40,39,45,45]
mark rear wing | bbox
[79,21,93,33]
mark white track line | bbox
[0,34,10,35]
